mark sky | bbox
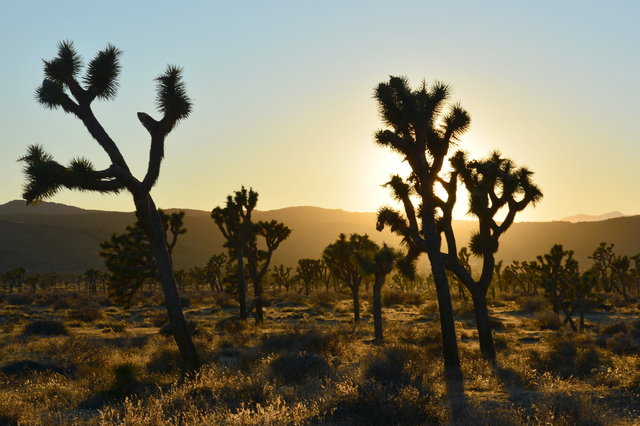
[1,1,638,222]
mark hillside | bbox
[1,200,639,274]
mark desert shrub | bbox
[105,363,141,397]
[147,310,169,327]
[606,332,640,355]
[364,347,412,388]
[4,293,33,306]
[261,327,350,357]
[600,321,627,336]
[533,391,607,425]
[215,316,247,334]
[310,291,343,309]
[101,321,127,333]
[69,304,104,322]
[160,319,198,337]
[147,348,182,374]
[453,300,475,317]
[268,352,331,384]
[531,335,609,379]
[536,311,562,330]
[517,294,548,312]
[320,382,438,425]
[382,290,425,307]
[603,292,626,308]
[23,320,69,336]
[195,290,236,308]
[419,301,439,316]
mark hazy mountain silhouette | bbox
[560,211,625,223]
[1,200,639,274]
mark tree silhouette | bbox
[537,244,580,331]
[211,187,257,320]
[323,233,378,324]
[272,264,294,292]
[2,267,26,292]
[100,210,186,307]
[212,187,291,323]
[205,253,228,292]
[245,219,292,324]
[18,41,199,370]
[374,77,469,381]
[357,243,406,344]
[296,258,323,295]
[442,151,542,361]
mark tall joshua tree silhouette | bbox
[374,76,469,382]
[211,187,257,320]
[444,151,542,361]
[18,41,199,370]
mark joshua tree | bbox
[296,258,323,295]
[211,187,257,319]
[212,187,291,323]
[245,219,292,324]
[589,242,616,293]
[442,151,542,361]
[18,41,199,370]
[374,77,469,381]
[100,210,186,306]
[205,253,228,292]
[357,244,405,344]
[272,264,294,292]
[83,268,100,294]
[2,267,26,292]
[323,233,378,324]
[537,244,580,331]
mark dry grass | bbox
[0,289,639,424]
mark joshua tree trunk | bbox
[252,279,264,325]
[135,194,200,371]
[471,288,496,362]
[236,247,247,320]
[351,285,360,324]
[373,274,384,344]
[428,251,462,383]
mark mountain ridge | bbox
[1,200,639,274]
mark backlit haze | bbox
[1,1,638,222]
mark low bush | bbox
[536,311,562,330]
[268,352,331,384]
[382,290,425,307]
[606,332,640,355]
[531,334,609,379]
[517,294,548,312]
[4,293,33,306]
[364,346,412,388]
[23,320,69,336]
[69,304,104,322]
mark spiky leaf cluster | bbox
[43,41,82,84]
[19,145,118,204]
[84,44,121,100]
[155,65,192,130]
[374,76,470,163]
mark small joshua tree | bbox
[296,258,323,295]
[211,188,256,319]
[19,41,199,370]
[99,210,186,306]
[323,233,378,324]
[357,244,407,344]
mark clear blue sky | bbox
[1,1,638,221]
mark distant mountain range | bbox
[1,200,639,274]
[560,211,626,223]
